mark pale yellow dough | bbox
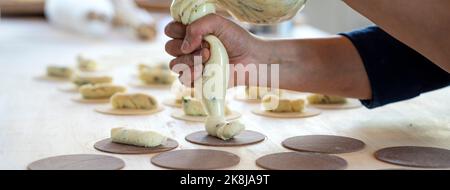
[262,95,305,113]
[111,93,158,110]
[47,66,73,79]
[182,96,231,117]
[72,75,113,87]
[77,55,97,72]
[79,83,126,100]
[111,127,167,147]
[307,94,347,105]
[245,86,282,100]
[138,63,176,85]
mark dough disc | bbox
[95,106,164,116]
[94,138,178,154]
[71,96,110,104]
[185,130,265,147]
[308,99,362,110]
[251,108,321,118]
[256,152,348,170]
[171,110,242,122]
[282,135,366,154]
[28,154,125,170]
[162,98,182,108]
[374,146,450,168]
[151,149,240,170]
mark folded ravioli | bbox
[307,94,347,104]
[138,63,175,85]
[73,75,113,87]
[111,93,158,110]
[111,127,167,147]
[79,83,126,99]
[182,96,231,116]
[47,66,73,78]
[77,55,97,72]
[262,95,305,113]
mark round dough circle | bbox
[282,135,366,154]
[251,108,321,118]
[256,152,348,170]
[34,75,70,82]
[162,98,182,108]
[94,138,178,154]
[374,146,450,168]
[308,99,362,110]
[151,149,240,170]
[28,154,125,170]
[95,106,164,116]
[58,84,78,93]
[171,110,242,122]
[71,96,110,104]
[185,130,266,147]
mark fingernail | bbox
[181,40,189,52]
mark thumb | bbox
[181,14,225,54]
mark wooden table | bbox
[0,18,449,170]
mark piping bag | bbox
[170,0,306,140]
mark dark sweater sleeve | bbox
[340,26,450,109]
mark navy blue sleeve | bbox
[340,26,450,109]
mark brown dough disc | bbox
[71,96,110,104]
[94,138,178,154]
[162,98,182,108]
[171,110,242,122]
[256,152,348,170]
[185,130,265,147]
[95,106,164,116]
[282,135,365,154]
[308,99,362,110]
[374,146,450,168]
[28,154,125,170]
[252,108,321,119]
[151,149,240,170]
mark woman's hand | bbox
[165,14,260,86]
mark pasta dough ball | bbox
[111,127,167,147]
[111,93,158,110]
[77,55,97,72]
[245,86,282,100]
[262,95,305,113]
[138,63,175,85]
[182,97,231,116]
[47,66,73,78]
[73,75,113,87]
[79,83,126,99]
[307,94,347,104]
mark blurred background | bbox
[0,0,373,38]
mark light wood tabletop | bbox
[0,18,449,170]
